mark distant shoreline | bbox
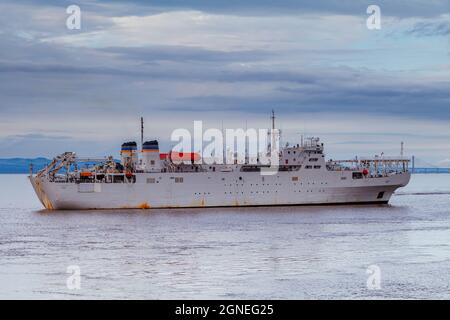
[0,158,50,174]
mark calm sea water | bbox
[0,174,449,299]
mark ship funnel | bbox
[121,141,138,170]
[142,140,162,172]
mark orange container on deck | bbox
[80,172,93,177]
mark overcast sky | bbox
[0,0,449,166]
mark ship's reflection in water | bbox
[0,174,449,299]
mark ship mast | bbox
[271,109,275,131]
[140,117,144,149]
[270,110,276,154]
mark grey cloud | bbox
[0,134,116,158]
[7,0,449,18]
[101,46,274,63]
[0,61,144,77]
[168,76,450,120]
[87,0,450,18]
[8,133,72,140]
[406,21,450,37]
[1,52,449,120]
[0,60,320,84]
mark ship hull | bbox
[30,170,410,210]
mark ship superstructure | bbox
[30,117,410,210]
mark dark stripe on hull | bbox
[48,200,390,211]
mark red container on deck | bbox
[160,152,201,162]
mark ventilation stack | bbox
[142,140,161,172]
[120,141,138,170]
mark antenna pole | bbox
[271,109,275,131]
[400,141,404,157]
[221,120,225,164]
[268,110,277,154]
[141,117,144,148]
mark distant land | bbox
[0,158,449,174]
[0,158,50,174]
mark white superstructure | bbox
[29,118,411,210]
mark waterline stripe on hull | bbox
[44,200,390,211]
